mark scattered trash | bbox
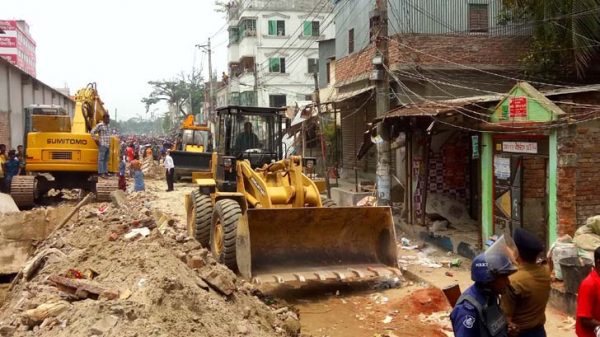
[124,227,151,240]
[444,271,453,277]
[559,316,576,330]
[382,315,393,324]
[450,259,462,267]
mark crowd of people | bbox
[0,143,26,193]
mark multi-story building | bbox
[217,0,334,108]
[0,20,36,77]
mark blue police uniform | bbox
[451,284,508,337]
[451,252,515,337]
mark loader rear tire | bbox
[322,198,337,207]
[191,190,212,247]
[211,199,241,272]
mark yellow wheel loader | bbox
[170,114,214,181]
[10,83,119,208]
[186,106,400,285]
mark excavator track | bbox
[96,177,119,202]
[10,175,37,208]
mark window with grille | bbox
[240,19,257,37]
[303,21,320,37]
[307,58,319,74]
[468,4,488,33]
[268,20,285,36]
[269,95,287,107]
[348,28,355,53]
[269,58,286,73]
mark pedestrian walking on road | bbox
[576,246,600,337]
[90,114,111,178]
[131,160,145,192]
[501,228,551,337]
[450,252,517,337]
[164,149,174,192]
[118,155,127,191]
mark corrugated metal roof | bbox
[333,85,375,103]
[383,103,465,118]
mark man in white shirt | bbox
[163,149,175,192]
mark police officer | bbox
[502,228,551,337]
[451,252,518,337]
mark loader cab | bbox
[214,106,288,191]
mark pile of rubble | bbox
[0,190,300,337]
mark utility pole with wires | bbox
[372,0,391,206]
[196,39,213,123]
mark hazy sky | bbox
[3,0,229,121]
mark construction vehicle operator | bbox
[234,122,260,154]
[450,252,518,337]
[90,114,111,178]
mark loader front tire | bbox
[210,199,241,271]
[191,190,212,247]
[322,198,337,207]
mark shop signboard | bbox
[509,97,527,118]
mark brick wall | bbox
[335,34,530,85]
[0,111,9,147]
[523,157,546,199]
[574,121,600,226]
[335,45,375,85]
[557,125,579,236]
[388,35,530,68]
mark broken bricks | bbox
[48,275,119,300]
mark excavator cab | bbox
[186,106,399,285]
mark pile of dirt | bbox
[399,287,450,316]
[0,191,300,337]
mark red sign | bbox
[509,97,528,118]
[0,20,17,31]
[0,54,17,64]
[0,37,16,48]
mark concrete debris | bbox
[0,185,296,337]
[22,248,66,281]
[201,267,237,296]
[109,190,129,209]
[21,300,71,326]
[124,227,151,241]
[89,315,119,336]
[0,192,19,213]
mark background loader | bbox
[186,106,400,285]
[170,114,214,181]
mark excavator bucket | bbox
[236,206,400,285]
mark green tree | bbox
[500,0,600,78]
[142,69,205,117]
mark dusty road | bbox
[140,179,577,337]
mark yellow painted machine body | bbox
[193,156,400,284]
[23,84,119,174]
[25,132,119,173]
[237,206,399,284]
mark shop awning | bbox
[332,85,375,103]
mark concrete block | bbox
[330,187,371,206]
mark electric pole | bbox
[196,38,213,123]
[373,0,391,206]
[314,72,331,198]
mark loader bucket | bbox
[236,206,400,285]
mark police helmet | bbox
[471,252,518,283]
